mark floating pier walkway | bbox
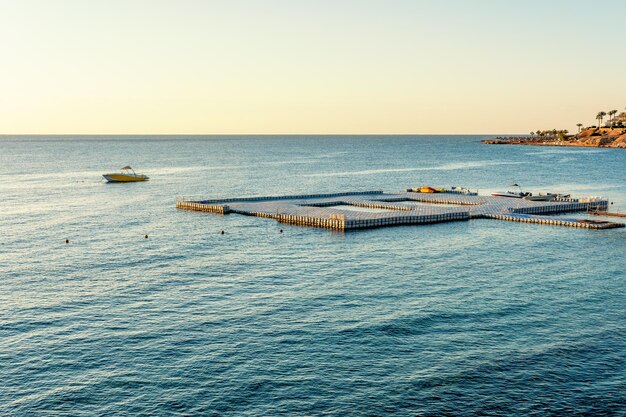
[176,190,624,231]
[484,213,623,229]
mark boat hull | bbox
[524,195,555,201]
[103,174,149,183]
[491,192,523,198]
[419,186,442,193]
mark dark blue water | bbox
[1,136,625,416]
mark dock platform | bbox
[176,190,624,231]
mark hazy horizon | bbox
[0,133,527,137]
[2,0,625,135]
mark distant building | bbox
[606,112,626,126]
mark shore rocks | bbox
[483,128,626,148]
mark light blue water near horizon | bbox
[1,135,625,416]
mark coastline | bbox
[483,127,626,149]
[482,139,625,148]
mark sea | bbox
[1,135,625,416]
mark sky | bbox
[1,0,625,134]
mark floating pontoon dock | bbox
[176,190,624,230]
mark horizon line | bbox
[0,133,524,136]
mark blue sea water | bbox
[1,135,625,416]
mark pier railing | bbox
[509,199,608,215]
[176,200,230,214]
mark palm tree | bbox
[596,111,606,127]
[576,123,583,133]
[608,110,617,126]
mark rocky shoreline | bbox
[483,127,626,148]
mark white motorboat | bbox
[491,191,525,198]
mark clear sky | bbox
[1,0,625,134]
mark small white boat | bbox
[491,191,525,198]
[449,186,478,196]
[523,192,571,201]
[492,183,530,198]
[524,194,555,201]
[103,166,149,183]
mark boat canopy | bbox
[121,166,133,170]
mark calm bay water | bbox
[1,135,625,416]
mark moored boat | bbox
[492,183,530,198]
[524,193,571,201]
[491,191,528,198]
[103,166,149,183]
[407,185,477,195]
[524,193,556,201]
[406,186,441,193]
[449,186,478,195]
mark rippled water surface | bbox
[1,136,625,416]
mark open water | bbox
[1,135,625,416]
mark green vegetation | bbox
[487,106,626,148]
[596,111,606,127]
[591,108,626,128]
[531,129,570,142]
[530,108,626,139]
